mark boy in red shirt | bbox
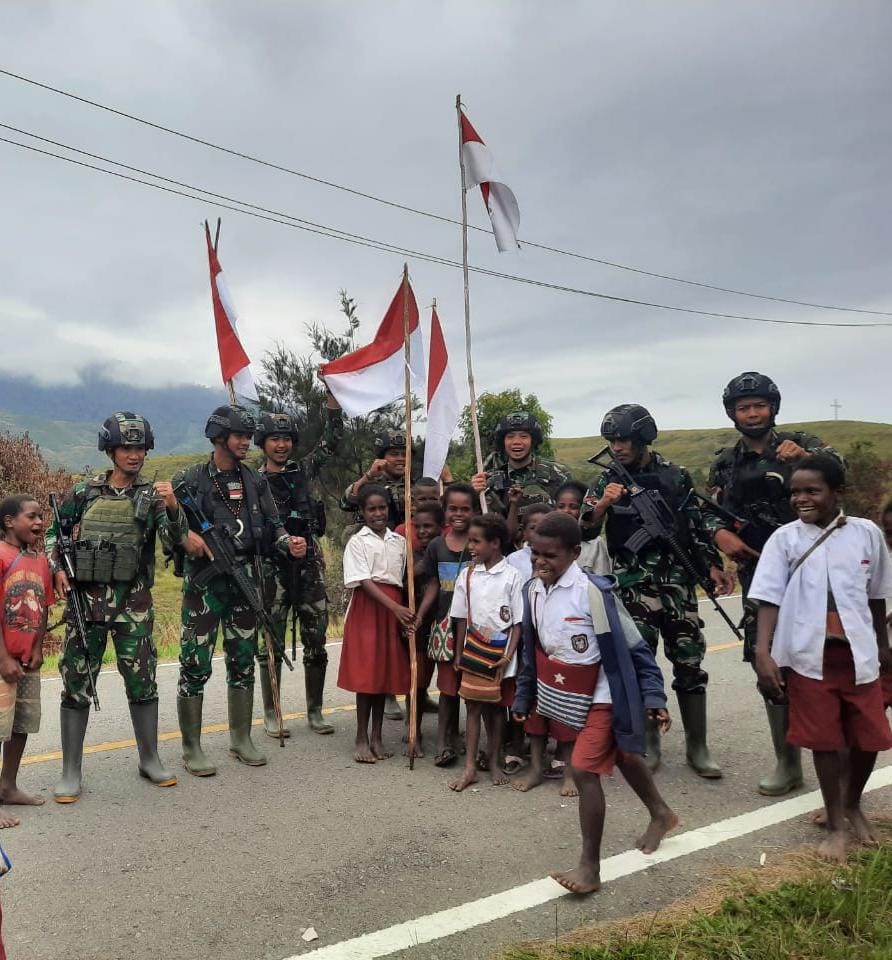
[0,494,52,826]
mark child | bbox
[555,480,611,576]
[396,477,444,552]
[514,512,677,894]
[338,485,413,764]
[449,514,523,790]
[0,494,52,826]
[416,483,476,766]
[507,503,552,582]
[403,501,445,755]
[751,455,892,863]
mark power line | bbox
[2,65,890,319]
[2,131,892,330]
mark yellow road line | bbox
[24,641,743,768]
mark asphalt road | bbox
[7,597,892,960]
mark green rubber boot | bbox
[227,686,267,766]
[129,700,177,787]
[676,691,723,779]
[758,701,803,796]
[258,660,290,739]
[176,695,216,777]
[305,663,334,734]
[53,706,89,803]
[643,714,662,772]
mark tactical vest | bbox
[604,461,692,557]
[188,463,271,555]
[74,488,147,583]
[266,465,326,537]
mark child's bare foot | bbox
[637,808,679,854]
[512,767,544,793]
[490,769,509,786]
[845,807,879,846]
[0,811,20,829]
[810,808,829,827]
[449,769,479,792]
[549,862,601,895]
[354,739,377,764]
[817,829,848,863]
[0,787,45,806]
[559,770,579,797]
[371,741,393,760]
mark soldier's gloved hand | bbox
[709,566,736,596]
[153,481,178,510]
[470,472,488,494]
[713,529,760,563]
[184,531,214,561]
[53,569,71,600]
[287,536,308,560]
[775,439,807,463]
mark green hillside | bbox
[553,420,892,484]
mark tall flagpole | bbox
[206,218,238,405]
[456,94,488,515]
[402,263,419,770]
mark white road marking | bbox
[292,764,892,959]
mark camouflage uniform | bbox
[262,408,342,667]
[340,474,406,539]
[172,458,282,696]
[707,430,841,661]
[482,452,571,515]
[46,472,188,708]
[594,453,722,694]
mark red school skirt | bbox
[338,584,411,695]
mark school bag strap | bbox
[0,548,25,586]
[789,513,846,578]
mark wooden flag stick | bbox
[402,262,419,769]
[456,94,488,515]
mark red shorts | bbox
[570,704,619,776]
[524,708,578,743]
[786,645,892,753]
[882,671,892,710]
[436,660,460,697]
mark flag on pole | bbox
[205,224,258,401]
[320,276,425,418]
[422,305,460,480]
[459,110,520,253]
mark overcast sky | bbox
[1,1,890,437]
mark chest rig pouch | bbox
[75,489,146,583]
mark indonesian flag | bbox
[205,224,258,401]
[460,109,520,253]
[422,306,460,479]
[320,275,425,418]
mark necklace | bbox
[210,471,244,520]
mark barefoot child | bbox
[415,483,476,767]
[448,514,523,790]
[514,513,677,894]
[0,495,52,825]
[338,485,413,764]
[751,455,892,862]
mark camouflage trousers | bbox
[60,581,157,709]
[618,580,708,694]
[178,561,260,697]
[259,546,328,668]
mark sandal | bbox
[434,748,457,768]
[543,759,566,780]
[503,755,525,775]
[475,750,490,772]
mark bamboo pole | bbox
[456,94,488,515]
[402,263,419,769]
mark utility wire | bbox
[2,131,892,330]
[2,65,889,319]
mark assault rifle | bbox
[48,493,100,710]
[693,492,764,556]
[173,480,293,745]
[589,447,745,643]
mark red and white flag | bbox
[320,276,425,418]
[460,110,520,253]
[205,224,258,401]
[422,306,460,479]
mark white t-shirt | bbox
[507,544,533,582]
[343,526,406,589]
[749,515,892,684]
[529,563,611,703]
[450,558,523,679]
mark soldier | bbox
[46,412,187,802]
[708,372,841,796]
[172,405,307,776]
[471,411,571,516]
[588,404,734,778]
[340,429,408,531]
[254,393,343,738]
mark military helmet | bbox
[493,411,543,450]
[722,371,781,417]
[98,412,155,452]
[600,404,658,444]
[254,411,299,447]
[374,429,406,458]
[204,405,256,441]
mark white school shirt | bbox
[749,515,892,684]
[343,526,406,589]
[450,558,523,679]
[529,563,611,703]
[507,543,533,582]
